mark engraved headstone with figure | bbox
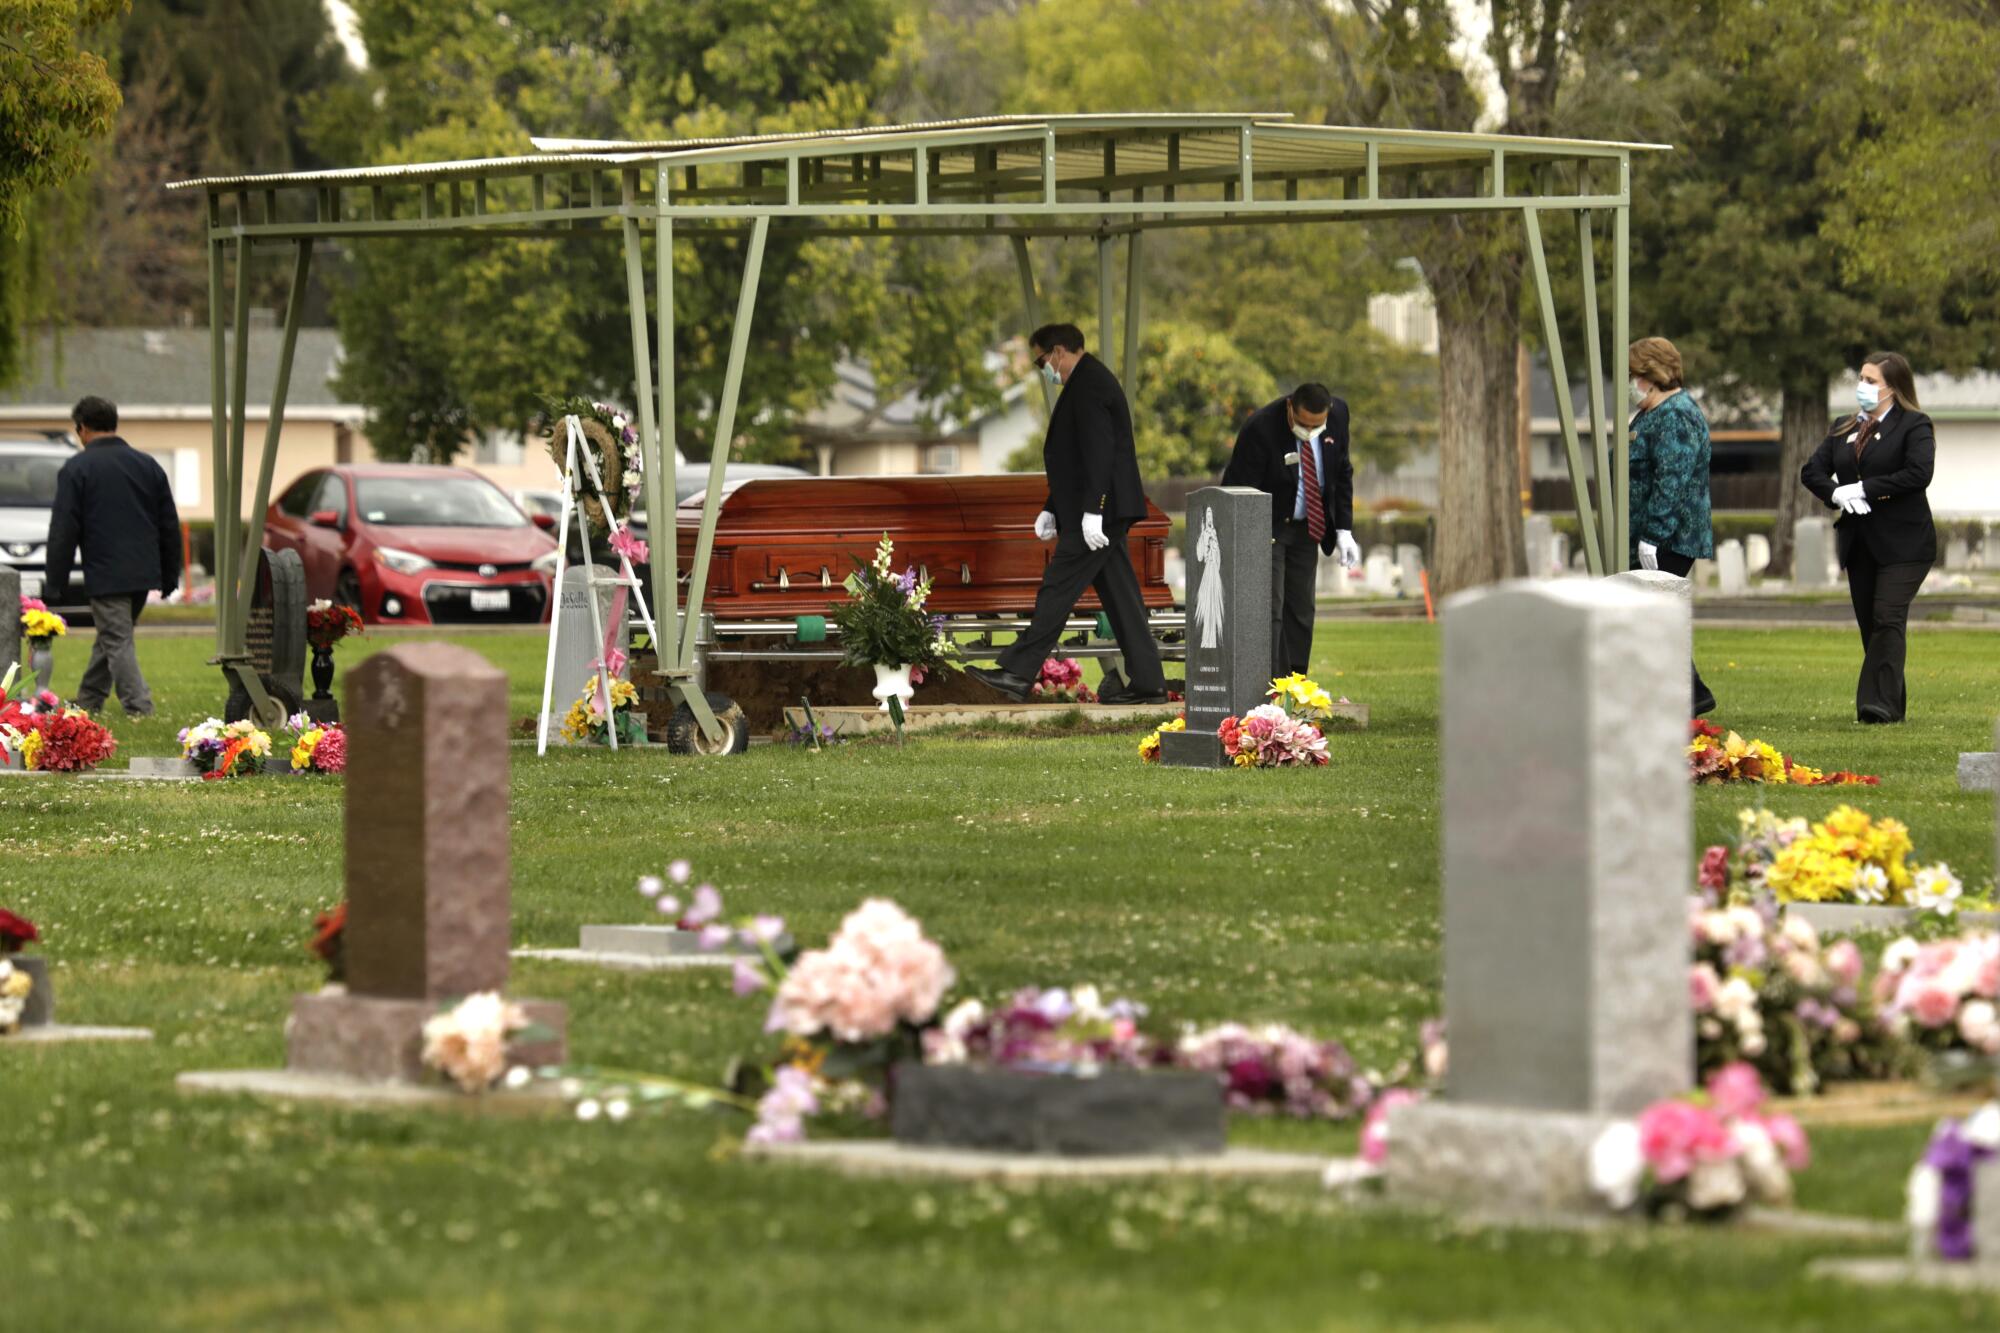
[1159,487,1270,769]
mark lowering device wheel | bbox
[666,692,750,756]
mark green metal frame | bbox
[176,114,1666,737]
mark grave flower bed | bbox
[1686,720,1878,787]
[1872,932,2000,1064]
[559,674,645,746]
[179,718,272,778]
[1141,675,1341,768]
[1708,806,1979,916]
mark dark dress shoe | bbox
[1857,704,1898,725]
[1100,683,1170,706]
[967,665,1034,701]
[1692,691,1718,718]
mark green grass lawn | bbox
[4,621,1999,1331]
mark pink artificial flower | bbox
[1761,1113,1810,1171]
[1359,1089,1420,1165]
[595,647,628,680]
[1705,1062,1766,1120]
[699,924,733,951]
[909,665,927,686]
[1910,983,1961,1030]
[1637,1099,1732,1184]
[684,884,722,926]
[731,956,766,996]
[19,596,46,612]
[667,859,692,885]
[766,899,954,1042]
[1825,939,1864,989]
[1697,845,1730,893]
[1689,963,1721,1011]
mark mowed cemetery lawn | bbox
[3,620,1999,1331]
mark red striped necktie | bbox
[1301,439,1327,544]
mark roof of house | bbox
[799,353,1030,443]
[0,327,356,419]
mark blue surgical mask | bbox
[1856,381,1881,411]
[1041,360,1062,387]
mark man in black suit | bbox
[1220,383,1360,678]
[44,395,182,716]
[968,323,1167,704]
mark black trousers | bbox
[1653,549,1715,714]
[1270,519,1319,678]
[1843,544,1929,722]
[997,520,1165,690]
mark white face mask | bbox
[1630,379,1650,407]
[1856,380,1882,412]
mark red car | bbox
[264,465,559,625]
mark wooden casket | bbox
[671,474,1174,618]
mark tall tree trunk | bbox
[1766,380,1830,578]
[1431,291,1528,597]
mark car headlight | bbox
[532,550,560,575]
[373,546,433,576]
[4,542,39,560]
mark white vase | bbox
[871,662,915,713]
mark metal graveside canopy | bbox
[170,112,1670,741]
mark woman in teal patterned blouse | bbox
[1628,337,1716,716]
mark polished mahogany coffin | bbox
[671,474,1173,619]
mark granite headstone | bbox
[1746,533,1771,576]
[287,643,566,1082]
[1794,517,1833,590]
[1387,580,1692,1212]
[1523,515,1555,579]
[1159,487,1270,769]
[1715,539,1747,596]
[0,565,19,678]
[551,565,630,743]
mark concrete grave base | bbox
[1384,1101,1617,1215]
[781,701,1182,737]
[1786,903,1998,936]
[1812,1257,2000,1294]
[3,1024,153,1045]
[745,1138,1359,1183]
[287,991,567,1084]
[511,947,732,971]
[13,954,53,1026]
[176,1068,569,1114]
[127,757,202,779]
[1959,752,1997,792]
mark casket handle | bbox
[960,562,971,585]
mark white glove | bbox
[1831,482,1867,506]
[1033,510,1057,542]
[1081,513,1109,551]
[1335,530,1362,570]
[1638,540,1659,571]
[1841,496,1873,515]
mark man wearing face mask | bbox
[968,323,1167,704]
[1220,383,1358,678]
[1627,337,1717,716]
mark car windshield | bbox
[353,476,528,528]
[0,451,66,507]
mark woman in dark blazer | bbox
[1800,351,1936,723]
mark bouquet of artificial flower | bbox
[1687,720,1878,786]
[1138,714,1184,762]
[1267,672,1339,722]
[559,674,645,745]
[1031,658,1095,703]
[178,718,272,777]
[1174,1021,1376,1120]
[286,716,347,773]
[1590,1063,1809,1219]
[829,535,962,675]
[0,958,32,1033]
[1220,703,1329,768]
[28,709,117,772]
[541,396,645,531]
[1713,805,1970,914]
[1873,932,2000,1060]
[19,597,66,640]
[1689,897,1903,1095]
[1907,1102,2000,1261]
[0,908,37,953]
[421,991,537,1093]
[305,599,364,653]
[922,985,1153,1072]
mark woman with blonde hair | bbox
[1801,352,1936,723]
[1627,336,1716,716]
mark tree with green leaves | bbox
[0,0,123,386]
[306,0,1012,466]
[1581,0,2000,575]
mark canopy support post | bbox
[1011,234,1053,415]
[1522,205,1603,575]
[1612,160,1633,572]
[233,239,313,628]
[1576,208,1615,568]
[652,164,681,670]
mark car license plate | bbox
[469,589,510,612]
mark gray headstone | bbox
[1388,581,1691,1214]
[1314,556,1351,598]
[1159,487,1270,769]
[1945,537,1970,571]
[1716,539,1747,596]
[551,565,630,743]
[1396,543,1424,596]
[1980,1143,2000,1260]
[1438,580,1691,1113]
[1957,752,1997,792]
[1363,551,1396,595]
[1746,533,1771,576]
[1551,531,1570,575]
[1523,515,1554,579]
[267,547,307,700]
[0,565,19,676]
[1795,517,1833,590]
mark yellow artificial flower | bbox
[1,968,30,999]
[1787,762,1823,785]
[19,730,43,771]
[20,608,66,638]
[291,727,325,771]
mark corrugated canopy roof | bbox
[169,113,1669,192]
